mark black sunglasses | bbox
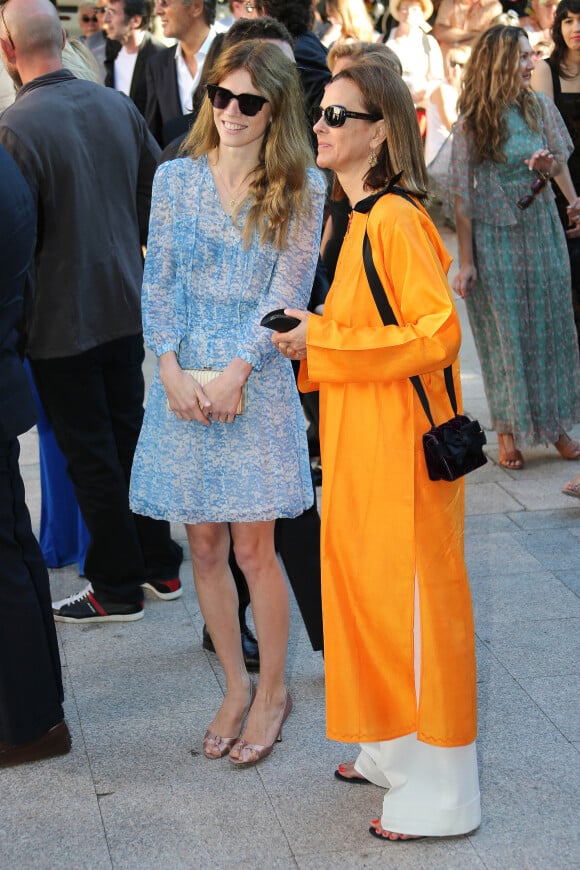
[82,14,99,22]
[517,172,549,210]
[312,105,382,128]
[206,84,268,117]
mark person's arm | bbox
[432,22,477,47]
[452,195,477,298]
[430,83,456,132]
[426,36,445,89]
[284,201,462,386]
[141,163,210,424]
[233,170,326,372]
[320,213,334,262]
[528,93,580,221]
[530,58,554,101]
[203,171,326,418]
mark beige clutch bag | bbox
[181,368,247,416]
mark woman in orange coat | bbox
[271,61,481,840]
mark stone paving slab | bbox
[2,219,579,870]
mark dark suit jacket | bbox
[104,32,166,118]
[294,32,331,119]
[145,45,183,146]
[0,145,36,440]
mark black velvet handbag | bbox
[361,185,487,482]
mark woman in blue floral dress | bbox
[130,42,325,765]
[450,25,580,469]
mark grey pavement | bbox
[2,219,579,869]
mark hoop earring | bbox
[368,149,378,167]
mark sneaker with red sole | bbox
[52,584,144,623]
[141,577,183,601]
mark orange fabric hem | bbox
[326,726,478,747]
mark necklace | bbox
[212,159,252,210]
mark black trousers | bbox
[30,334,182,605]
[0,439,64,744]
[228,499,324,652]
[275,501,324,651]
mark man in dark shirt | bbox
[257,0,330,119]
[0,144,71,766]
[0,0,182,623]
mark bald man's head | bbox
[1,0,63,60]
[0,0,65,85]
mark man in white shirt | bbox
[145,0,225,145]
[103,0,165,115]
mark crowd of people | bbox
[1,0,579,846]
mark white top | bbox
[175,23,225,114]
[114,47,138,97]
[386,28,444,108]
[425,81,457,165]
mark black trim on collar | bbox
[352,174,404,214]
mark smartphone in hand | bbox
[260,309,301,332]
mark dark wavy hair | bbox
[223,15,292,49]
[550,0,580,78]
[458,25,540,164]
[259,0,313,37]
[123,0,154,30]
[183,0,216,27]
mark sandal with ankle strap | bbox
[497,433,524,470]
[554,434,580,460]
[334,761,371,784]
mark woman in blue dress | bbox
[450,25,580,469]
[130,41,325,766]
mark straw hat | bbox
[388,0,434,23]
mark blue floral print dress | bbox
[129,156,325,523]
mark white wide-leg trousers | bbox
[355,578,481,837]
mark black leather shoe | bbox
[202,624,260,672]
[240,624,260,672]
[0,720,71,768]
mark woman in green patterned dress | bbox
[450,25,580,469]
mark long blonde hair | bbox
[183,41,314,250]
[326,0,376,43]
[458,25,541,163]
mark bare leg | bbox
[186,522,251,739]
[229,521,289,751]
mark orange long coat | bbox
[299,193,477,747]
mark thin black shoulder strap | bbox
[362,189,458,424]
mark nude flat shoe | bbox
[229,690,292,768]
